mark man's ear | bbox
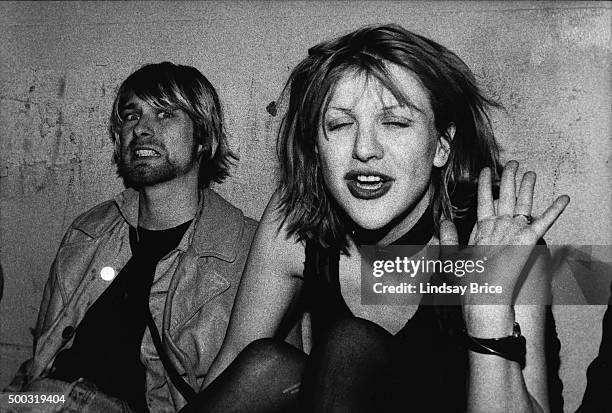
[199,138,215,156]
[433,123,456,168]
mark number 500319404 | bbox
[6,393,66,404]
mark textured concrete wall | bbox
[0,1,610,410]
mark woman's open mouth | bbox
[345,172,393,200]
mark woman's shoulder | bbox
[252,190,306,278]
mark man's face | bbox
[117,94,200,189]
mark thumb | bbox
[439,217,459,246]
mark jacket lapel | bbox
[164,189,244,334]
[165,254,230,334]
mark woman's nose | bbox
[352,125,384,161]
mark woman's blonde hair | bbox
[277,24,501,250]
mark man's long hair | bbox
[109,61,237,188]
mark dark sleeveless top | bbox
[302,207,563,413]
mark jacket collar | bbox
[187,187,244,261]
[76,187,243,262]
[114,188,140,228]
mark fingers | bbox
[498,160,518,216]
[514,171,536,217]
[439,218,459,246]
[531,195,570,237]
[476,161,567,240]
[477,167,495,221]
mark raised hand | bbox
[439,160,570,306]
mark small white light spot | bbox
[100,266,116,281]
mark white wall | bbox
[1,2,610,410]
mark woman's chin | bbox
[349,214,393,232]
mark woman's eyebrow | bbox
[326,103,425,115]
[382,103,424,115]
[326,106,354,115]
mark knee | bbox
[235,338,299,376]
[241,338,285,361]
[319,318,392,356]
[327,318,388,344]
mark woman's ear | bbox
[433,123,456,168]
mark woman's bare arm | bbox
[202,191,305,388]
[441,161,569,413]
[463,257,549,413]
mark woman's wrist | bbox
[463,305,515,337]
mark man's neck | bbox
[137,172,200,230]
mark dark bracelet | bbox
[465,322,526,369]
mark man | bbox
[6,62,257,412]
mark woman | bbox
[184,24,569,413]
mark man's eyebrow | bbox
[119,102,138,112]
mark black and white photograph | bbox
[0,1,610,412]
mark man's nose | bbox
[352,124,384,161]
[133,114,154,138]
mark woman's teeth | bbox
[346,173,391,199]
[356,175,383,189]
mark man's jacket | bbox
[11,188,257,411]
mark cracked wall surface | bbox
[1,1,610,411]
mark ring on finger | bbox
[513,213,533,224]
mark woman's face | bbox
[317,63,451,234]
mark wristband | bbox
[465,322,526,369]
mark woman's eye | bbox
[382,118,412,128]
[326,121,353,131]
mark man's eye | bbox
[123,113,139,121]
[158,111,175,119]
